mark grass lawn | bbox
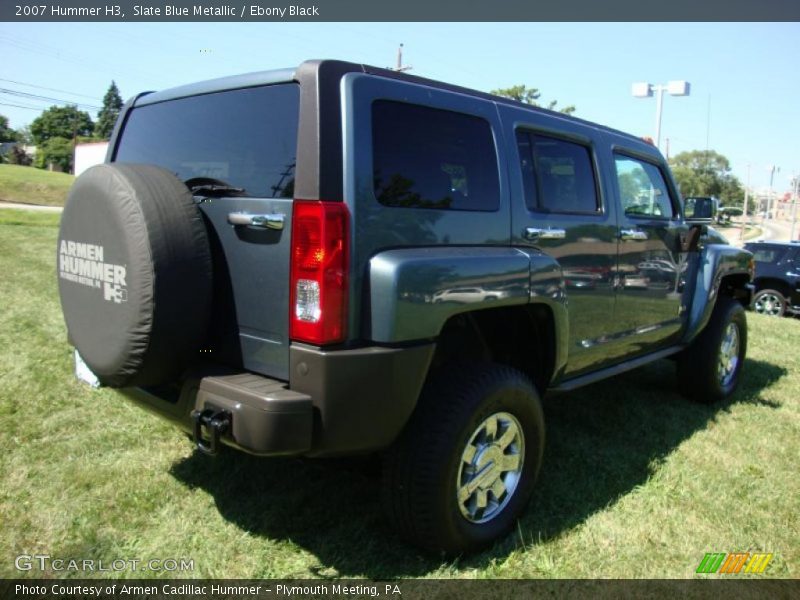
[0,164,74,206]
[0,208,797,579]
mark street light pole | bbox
[741,163,751,240]
[632,81,691,152]
[766,165,779,221]
[791,174,799,242]
[653,85,665,149]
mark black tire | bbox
[753,288,786,317]
[58,163,212,388]
[677,297,747,403]
[382,363,545,554]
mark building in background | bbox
[73,141,109,176]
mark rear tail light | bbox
[289,200,349,345]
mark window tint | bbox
[372,101,500,211]
[614,155,675,219]
[115,84,299,198]
[516,132,599,214]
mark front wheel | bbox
[382,363,545,554]
[677,297,747,403]
[753,289,786,317]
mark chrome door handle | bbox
[620,228,648,241]
[525,227,566,241]
[227,212,285,230]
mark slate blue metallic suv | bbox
[57,60,755,553]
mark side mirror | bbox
[684,196,717,224]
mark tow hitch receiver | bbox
[191,408,232,455]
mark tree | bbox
[95,81,123,139]
[14,125,33,145]
[35,136,74,172]
[669,150,744,207]
[30,105,94,146]
[0,115,17,142]
[491,84,576,115]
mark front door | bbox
[612,151,687,356]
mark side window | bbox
[516,131,599,214]
[614,155,675,219]
[371,101,500,211]
[751,248,783,263]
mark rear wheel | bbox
[753,289,786,317]
[382,363,544,554]
[677,297,747,403]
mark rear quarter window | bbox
[371,100,500,211]
[114,84,299,198]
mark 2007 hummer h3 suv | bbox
[58,60,754,553]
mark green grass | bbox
[0,207,797,579]
[0,164,74,206]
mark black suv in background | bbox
[744,241,800,316]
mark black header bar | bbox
[3,0,800,22]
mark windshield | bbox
[114,83,299,198]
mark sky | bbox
[1,21,799,193]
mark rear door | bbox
[114,83,300,380]
[499,106,622,376]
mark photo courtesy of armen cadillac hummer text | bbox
[57,60,754,554]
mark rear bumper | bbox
[119,342,435,457]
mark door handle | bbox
[620,228,648,241]
[525,227,566,241]
[227,212,285,230]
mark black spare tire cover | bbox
[58,163,212,388]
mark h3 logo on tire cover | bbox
[58,239,128,304]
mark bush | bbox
[7,145,33,166]
[35,136,73,173]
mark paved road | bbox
[0,201,62,212]
[757,217,796,243]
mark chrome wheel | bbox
[718,322,740,387]
[754,292,784,316]
[457,412,524,524]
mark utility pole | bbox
[392,43,413,73]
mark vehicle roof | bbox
[131,59,655,154]
[745,241,800,247]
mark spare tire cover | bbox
[57,163,212,388]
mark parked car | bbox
[744,241,800,316]
[57,60,754,554]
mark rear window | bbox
[114,84,299,198]
[371,100,500,211]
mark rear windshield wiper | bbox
[188,183,246,196]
